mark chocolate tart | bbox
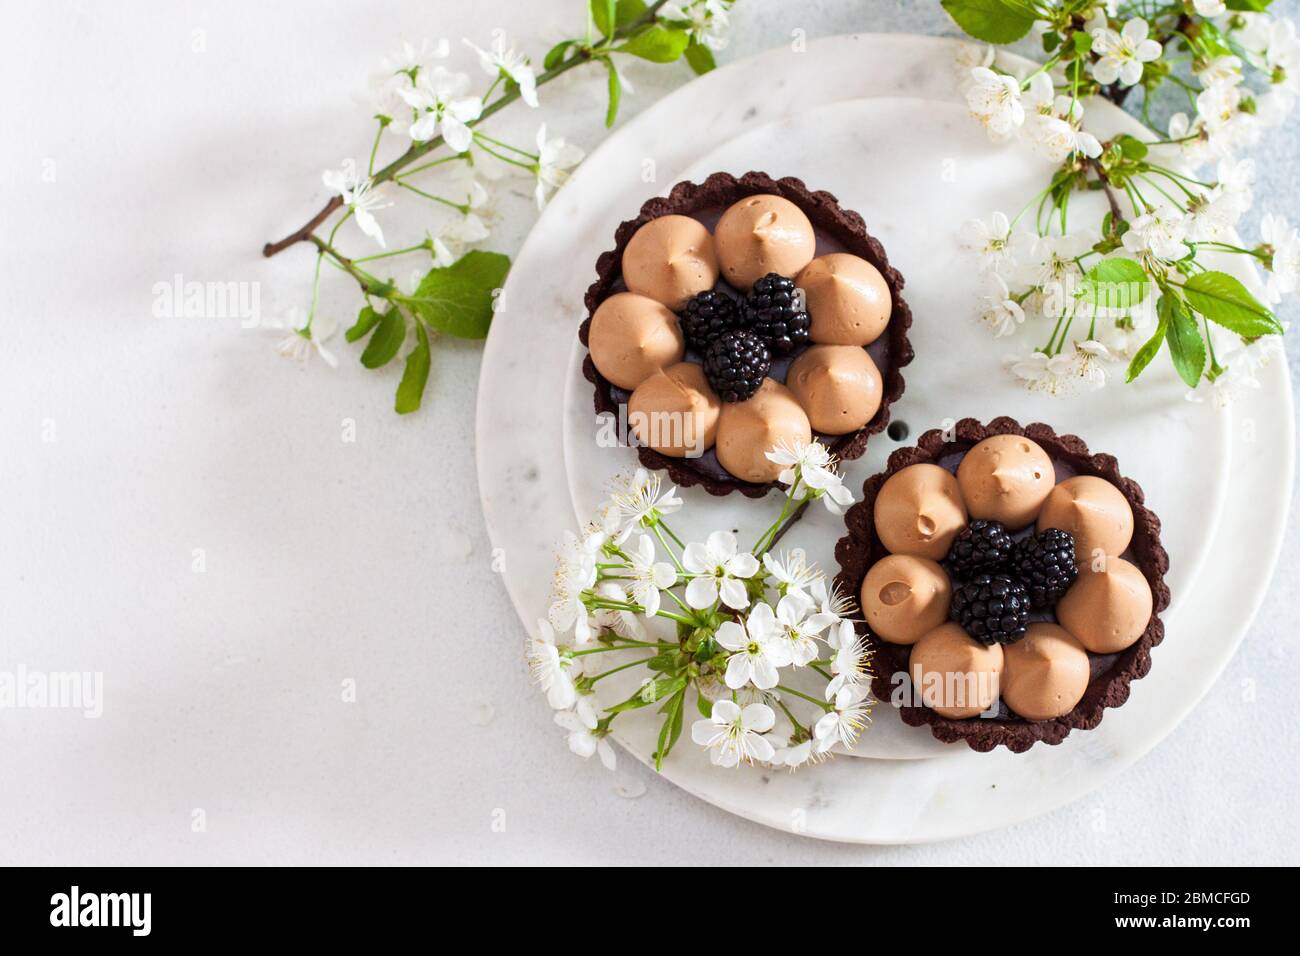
[579,170,914,498]
[833,417,1171,753]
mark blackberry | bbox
[1011,529,1079,608]
[678,290,743,352]
[702,330,771,403]
[950,574,1030,645]
[945,520,1014,576]
[743,273,811,354]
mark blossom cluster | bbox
[528,443,872,773]
[263,1,744,416]
[949,0,1292,403]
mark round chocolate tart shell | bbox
[833,417,1171,753]
[579,171,914,498]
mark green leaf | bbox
[684,38,716,74]
[695,689,713,719]
[1115,133,1148,160]
[940,0,1036,43]
[543,40,573,70]
[645,651,682,673]
[1079,257,1150,309]
[359,307,404,368]
[616,25,690,62]
[1073,30,1093,54]
[345,304,383,343]
[1181,271,1282,338]
[1163,294,1207,388]
[614,0,647,27]
[394,323,431,414]
[1126,300,1171,383]
[591,0,617,37]
[1225,0,1272,12]
[603,58,622,127]
[399,250,510,339]
[654,688,686,771]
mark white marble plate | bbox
[560,97,1233,759]
[477,34,1294,841]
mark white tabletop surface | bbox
[2,0,1297,865]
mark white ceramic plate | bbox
[560,96,1234,759]
[477,35,1294,842]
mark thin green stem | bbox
[650,523,685,573]
[352,241,430,263]
[396,180,465,211]
[395,154,469,179]
[474,130,538,159]
[776,685,833,711]
[367,121,384,176]
[587,656,656,682]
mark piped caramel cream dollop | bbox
[796,253,892,346]
[588,292,685,390]
[1001,623,1090,721]
[621,215,719,311]
[786,344,882,435]
[861,554,951,646]
[715,379,812,483]
[1037,475,1135,568]
[1057,557,1153,653]
[628,362,721,458]
[714,194,816,291]
[873,463,968,561]
[956,434,1055,531]
[909,623,1004,719]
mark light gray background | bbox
[1,0,1295,864]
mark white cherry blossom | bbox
[608,468,683,542]
[691,700,776,767]
[770,739,813,769]
[624,534,677,616]
[762,548,819,597]
[978,273,1026,338]
[682,531,759,610]
[265,307,338,368]
[813,686,871,753]
[1007,350,1076,395]
[380,37,450,76]
[747,594,836,668]
[532,123,584,209]
[714,619,780,690]
[825,631,871,699]
[765,440,854,514]
[528,619,576,710]
[464,33,538,107]
[1122,206,1191,261]
[399,67,483,150]
[591,582,646,641]
[1260,214,1300,301]
[661,0,733,51]
[322,161,392,248]
[1091,18,1162,87]
[959,210,1018,274]
[554,710,616,770]
[965,66,1024,138]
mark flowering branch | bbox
[529,442,872,773]
[259,1,738,414]
[949,0,1294,403]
